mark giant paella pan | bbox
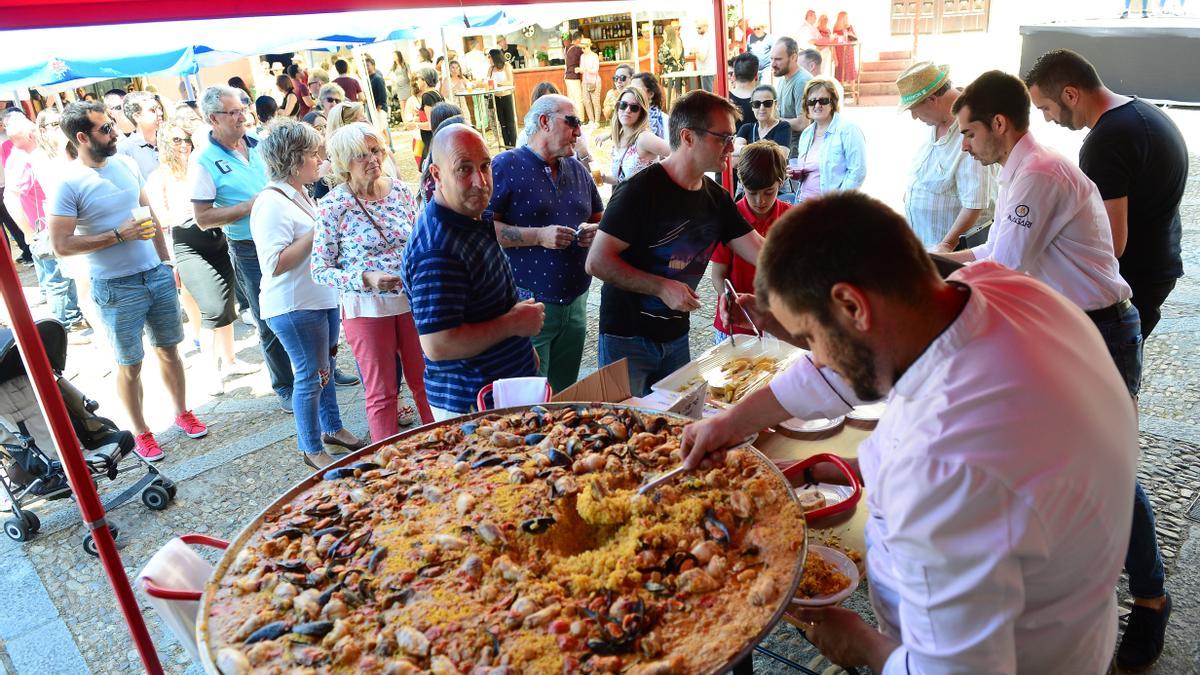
[196,403,809,674]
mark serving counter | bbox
[512,61,633,120]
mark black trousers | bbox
[1129,277,1178,339]
[0,187,31,260]
[495,94,518,149]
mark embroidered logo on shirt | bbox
[215,160,233,175]
[1007,204,1033,229]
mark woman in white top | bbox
[598,87,670,185]
[487,49,518,148]
[313,122,433,441]
[249,119,363,470]
[146,121,257,395]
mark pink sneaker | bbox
[134,432,165,462]
[175,410,208,439]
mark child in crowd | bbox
[710,140,790,342]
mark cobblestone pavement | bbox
[1,107,1199,675]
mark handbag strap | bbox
[350,188,402,255]
[264,185,316,220]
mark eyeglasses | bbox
[325,97,344,104]
[751,100,776,109]
[555,114,582,129]
[806,97,833,107]
[213,108,247,118]
[687,127,736,146]
[170,137,192,146]
[39,121,61,129]
[617,101,642,114]
[352,147,387,162]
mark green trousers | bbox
[531,293,588,393]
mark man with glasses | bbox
[586,91,765,395]
[317,83,346,115]
[490,95,602,392]
[602,64,634,121]
[117,91,163,179]
[48,101,208,461]
[190,85,295,414]
[770,37,812,159]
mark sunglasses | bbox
[687,127,736,146]
[555,114,582,129]
[613,74,629,83]
[94,122,116,135]
[170,137,192,145]
[325,97,343,104]
[617,101,642,114]
[751,100,775,109]
[807,97,833,107]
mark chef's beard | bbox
[823,319,883,402]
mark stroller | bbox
[0,319,177,555]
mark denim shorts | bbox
[91,264,183,365]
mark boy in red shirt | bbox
[711,141,789,341]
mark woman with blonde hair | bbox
[325,101,369,137]
[250,119,364,469]
[598,87,669,185]
[312,122,433,439]
[146,120,258,393]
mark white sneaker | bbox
[221,359,262,379]
[240,309,256,327]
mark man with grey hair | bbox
[488,94,602,391]
[190,85,295,413]
[117,91,163,179]
[402,124,544,419]
[770,36,812,158]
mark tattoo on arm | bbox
[500,226,524,244]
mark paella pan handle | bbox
[780,453,862,521]
[141,534,230,600]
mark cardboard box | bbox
[551,359,632,403]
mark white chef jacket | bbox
[970,132,1130,312]
[769,262,1135,674]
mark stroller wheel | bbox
[141,484,171,511]
[3,518,31,542]
[20,511,40,535]
[81,525,119,557]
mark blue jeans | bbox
[266,308,344,454]
[599,333,690,397]
[1093,302,1165,598]
[228,238,293,399]
[33,255,81,327]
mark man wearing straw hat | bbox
[896,62,994,251]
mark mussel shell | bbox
[703,508,731,546]
[461,422,479,436]
[349,461,381,472]
[546,447,571,467]
[275,558,308,572]
[643,581,670,594]
[312,526,347,540]
[292,620,334,638]
[322,467,356,481]
[245,620,291,644]
[524,433,547,446]
[521,516,556,534]
[269,527,304,540]
[471,455,504,469]
[368,546,387,573]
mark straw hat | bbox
[896,61,950,111]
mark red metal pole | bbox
[0,240,164,673]
[713,0,733,192]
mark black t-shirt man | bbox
[1080,98,1188,335]
[598,163,753,343]
[369,70,388,111]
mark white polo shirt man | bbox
[969,132,1130,312]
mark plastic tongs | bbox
[723,279,763,340]
[776,453,863,521]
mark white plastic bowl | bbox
[790,544,861,607]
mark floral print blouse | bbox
[312,178,418,318]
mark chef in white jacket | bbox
[682,191,1135,674]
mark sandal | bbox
[397,404,416,427]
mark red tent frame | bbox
[0,1,728,672]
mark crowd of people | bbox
[0,28,1188,670]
